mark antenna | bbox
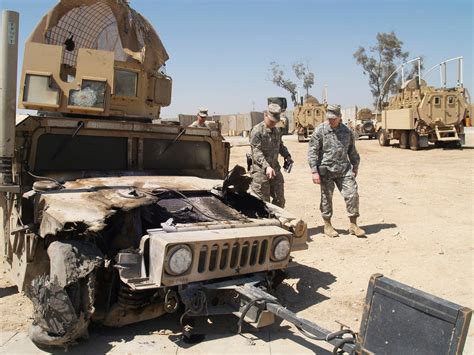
[422,56,463,88]
[376,57,420,113]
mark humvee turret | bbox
[377,57,470,150]
[293,95,326,142]
[0,1,307,347]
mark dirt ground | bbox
[1,135,473,344]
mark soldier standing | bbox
[249,103,293,208]
[189,107,210,128]
[307,104,365,238]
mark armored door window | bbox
[316,109,320,116]
[433,96,441,106]
[115,69,138,97]
[23,74,60,106]
[447,96,455,105]
[69,80,106,108]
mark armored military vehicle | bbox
[350,108,377,139]
[0,1,307,347]
[377,57,470,150]
[293,95,326,142]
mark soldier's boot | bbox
[323,218,339,238]
[349,217,366,238]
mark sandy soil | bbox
[1,135,473,342]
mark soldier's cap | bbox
[197,107,208,118]
[326,104,341,119]
[266,103,281,122]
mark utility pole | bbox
[0,10,19,186]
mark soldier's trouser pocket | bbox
[250,171,271,202]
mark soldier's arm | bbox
[347,131,360,170]
[307,129,322,173]
[279,133,290,159]
[250,131,271,170]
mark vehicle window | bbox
[447,96,455,105]
[433,96,441,105]
[23,74,60,105]
[143,139,211,170]
[35,134,127,171]
[115,69,138,97]
[68,80,106,108]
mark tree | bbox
[269,61,298,106]
[269,61,316,106]
[353,31,409,109]
[292,62,315,98]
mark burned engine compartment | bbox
[95,188,270,259]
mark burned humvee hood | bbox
[28,0,169,70]
[29,176,220,237]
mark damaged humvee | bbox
[0,0,307,347]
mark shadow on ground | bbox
[0,285,18,298]
[37,310,333,354]
[361,223,397,235]
[33,263,335,354]
[274,263,336,314]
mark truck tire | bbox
[409,130,420,150]
[399,131,409,149]
[378,129,389,146]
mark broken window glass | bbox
[69,80,106,108]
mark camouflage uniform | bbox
[189,120,210,128]
[250,121,290,208]
[308,122,360,219]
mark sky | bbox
[1,0,473,118]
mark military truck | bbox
[349,108,377,140]
[0,1,307,347]
[377,57,470,150]
[293,95,326,142]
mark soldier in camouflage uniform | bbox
[307,104,365,238]
[189,107,211,128]
[249,103,293,208]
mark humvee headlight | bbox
[165,245,193,276]
[271,236,291,261]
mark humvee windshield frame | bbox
[19,117,229,180]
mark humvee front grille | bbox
[197,239,269,274]
[153,225,293,287]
